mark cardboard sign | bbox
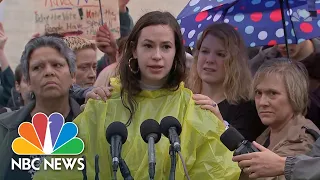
[34,0,120,40]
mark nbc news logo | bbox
[11,113,85,171]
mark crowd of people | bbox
[0,0,320,179]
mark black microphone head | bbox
[106,121,128,144]
[160,116,182,138]
[220,127,245,151]
[140,119,162,143]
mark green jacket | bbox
[0,98,81,180]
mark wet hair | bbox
[187,23,252,104]
[20,36,76,81]
[118,11,186,126]
[253,59,309,116]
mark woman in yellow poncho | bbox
[34,11,240,180]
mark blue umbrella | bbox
[177,0,320,49]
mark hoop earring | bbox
[128,58,139,74]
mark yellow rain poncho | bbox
[34,78,240,180]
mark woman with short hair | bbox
[238,59,320,180]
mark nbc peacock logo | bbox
[11,112,85,171]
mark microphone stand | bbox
[119,156,134,180]
[169,144,176,180]
[95,155,100,180]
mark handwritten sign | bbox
[34,0,120,40]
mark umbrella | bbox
[177,0,320,49]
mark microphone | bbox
[160,116,191,180]
[140,119,162,180]
[220,127,259,156]
[160,116,182,152]
[106,122,128,179]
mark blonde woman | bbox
[63,36,97,88]
[188,23,266,141]
[234,59,320,180]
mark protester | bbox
[0,23,14,107]
[250,39,320,128]
[0,36,82,179]
[234,60,320,180]
[96,0,134,75]
[187,23,266,141]
[33,11,240,180]
[63,36,97,88]
[5,64,31,110]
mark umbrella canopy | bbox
[178,0,320,47]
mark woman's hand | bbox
[85,86,113,102]
[81,86,113,112]
[192,94,224,122]
[232,141,286,178]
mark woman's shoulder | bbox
[275,116,319,156]
[288,116,320,140]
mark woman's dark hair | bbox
[119,11,186,126]
[116,36,128,55]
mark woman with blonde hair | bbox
[188,23,265,141]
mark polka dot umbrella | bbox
[177,0,320,49]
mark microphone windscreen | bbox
[106,121,128,144]
[140,119,161,143]
[220,127,245,151]
[160,116,182,138]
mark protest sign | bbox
[34,0,120,40]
